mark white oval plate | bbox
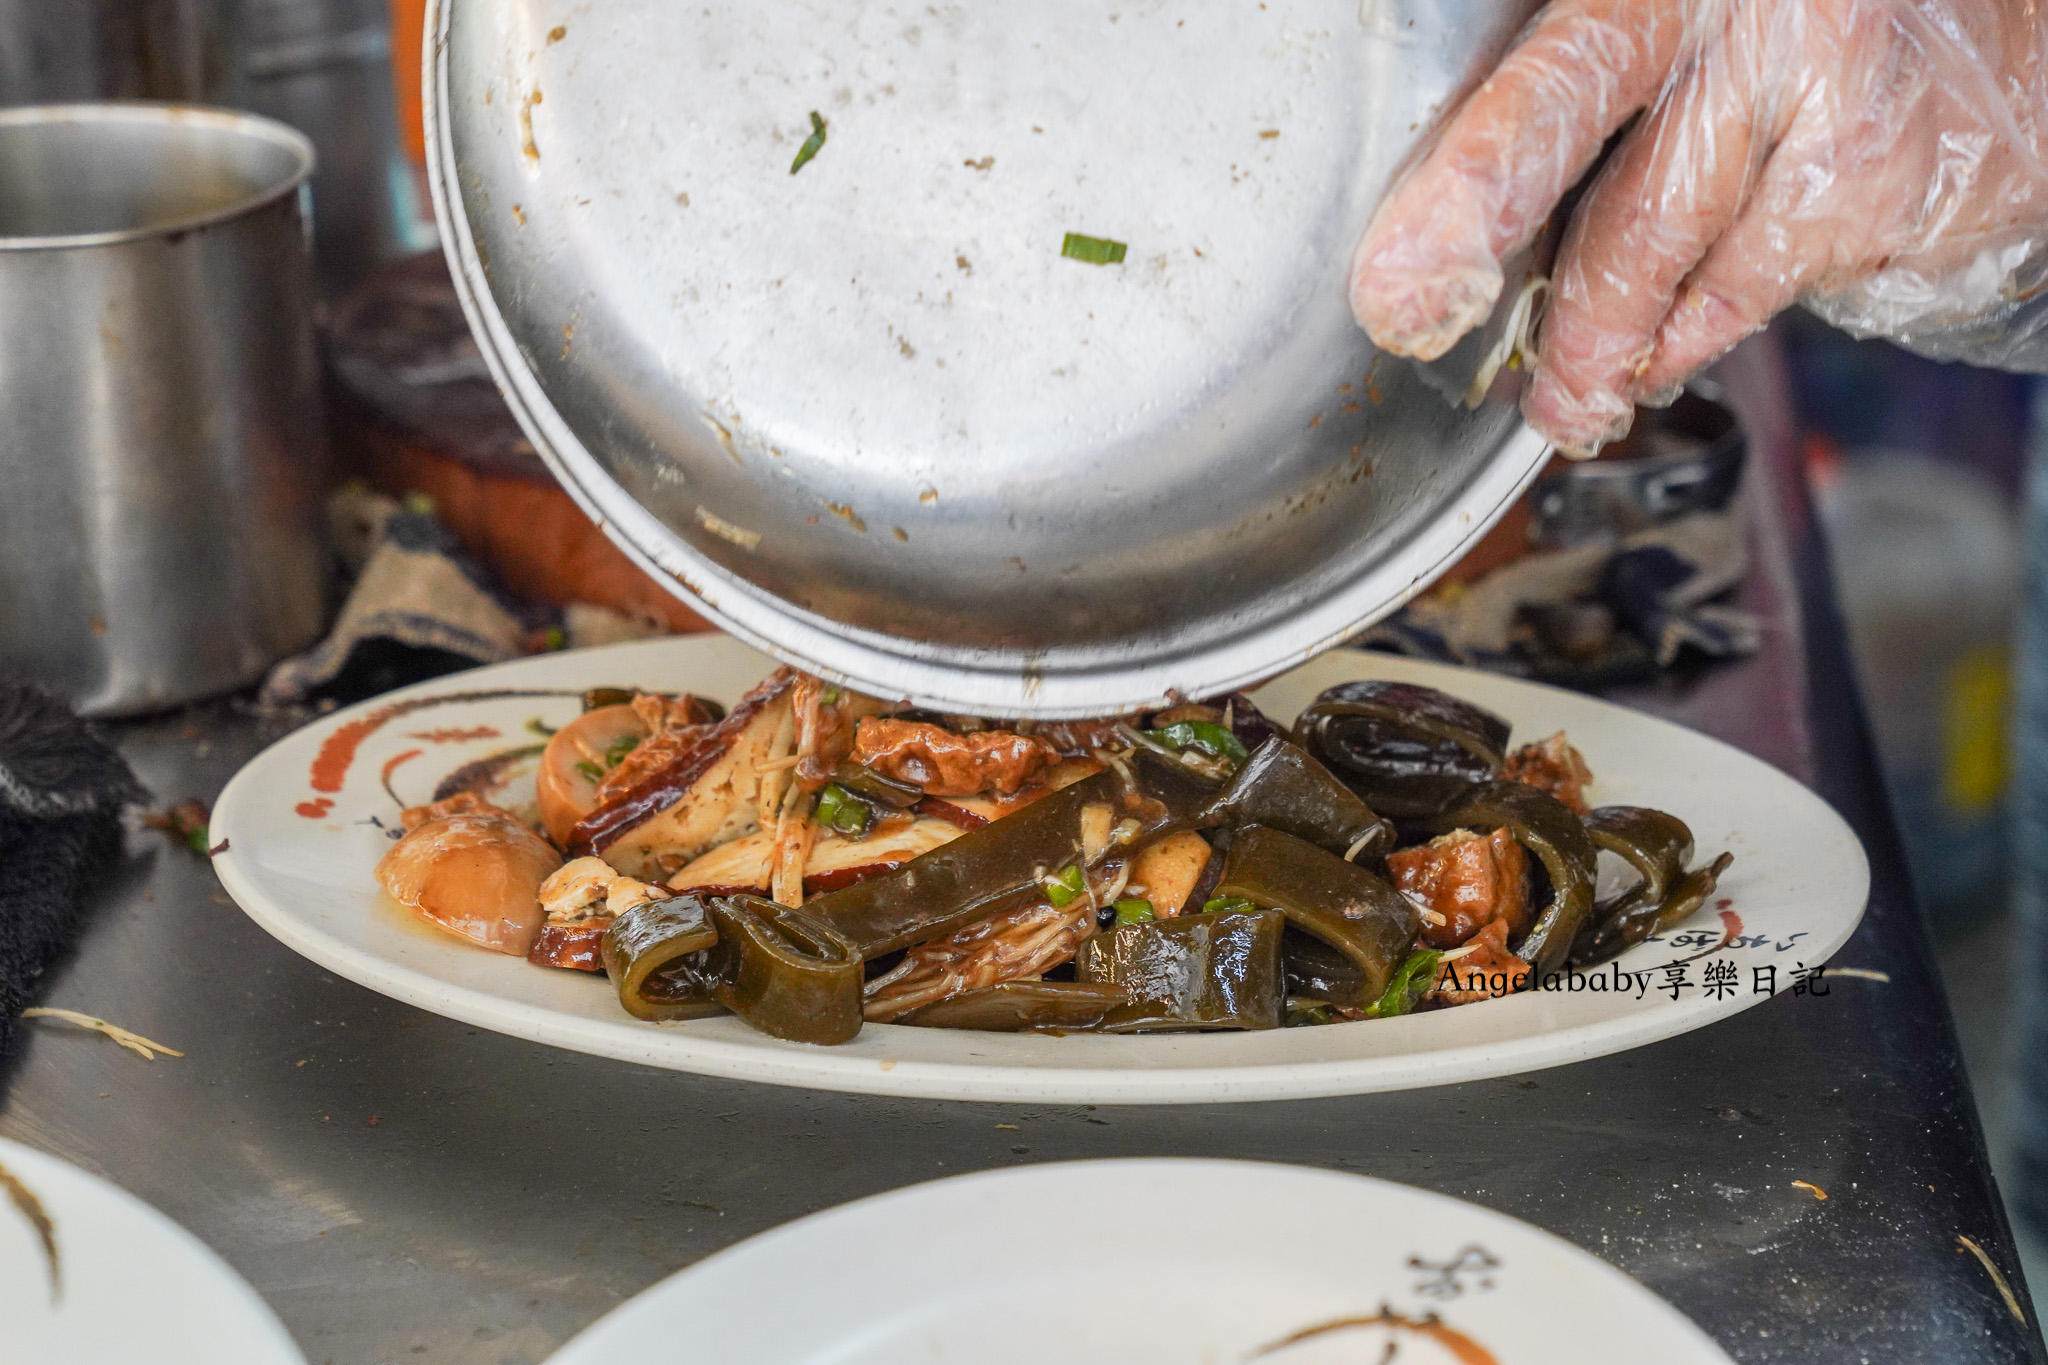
[0,1137,305,1365]
[211,634,1867,1104]
[543,1159,1734,1364]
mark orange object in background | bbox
[328,247,711,636]
[346,408,712,636]
[389,0,430,170]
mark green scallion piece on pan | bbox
[1061,232,1127,265]
[790,111,828,175]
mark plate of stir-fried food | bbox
[210,634,1866,1102]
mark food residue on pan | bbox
[520,88,544,161]
[696,507,763,550]
[20,1009,182,1061]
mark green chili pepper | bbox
[1366,947,1443,1019]
[815,783,873,838]
[1113,897,1156,925]
[1199,738,1390,859]
[1044,864,1085,907]
[1430,780,1598,977]
[1212,825,1419,1005]
[1076,909,1285,1031]
[790,110,828,174]
[1061,232,1127,264]
[1143,720,1249,768]
[575,760,604,783]
[1202,895,1258,916]
[601,897,724,1022]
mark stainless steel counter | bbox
[4,341,2042,1363]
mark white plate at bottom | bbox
[0,1137,304,1364]
[545,1159,1734,1364]
[211,634,1868,1104]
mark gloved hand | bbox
[1350,0,2048,455]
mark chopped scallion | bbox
[1113,897,1156,925]
[1201,895,1258,916]
[815,783,872,837]
[1366,948,1443,1019]
[575,760,603,783]
[790,110,828,175]
[1142,720,1248,768]
[1044,864,1086,908]
[1061,232,1127,265]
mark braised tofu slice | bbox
[569,671,797,881]
[667,816,963,895]
[1127,830,1213,917]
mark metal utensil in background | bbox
[429,0,1553,717]
[0,0,238,106]
[241,0,432,298]
[0,104,329,716]
[1527,387,1748,550]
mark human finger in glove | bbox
[1351,0,2048,455]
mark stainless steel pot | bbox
[429,0,1550,716]
[0,104,328,716]
[0,0,237,106]
[242,0,428,297]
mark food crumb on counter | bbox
[20,1008,182,1061]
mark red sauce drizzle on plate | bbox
[299,688,576,816]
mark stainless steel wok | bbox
[427,0,1548,715]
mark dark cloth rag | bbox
[0,681,147,1059]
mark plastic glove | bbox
[1350,0,2048,455]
